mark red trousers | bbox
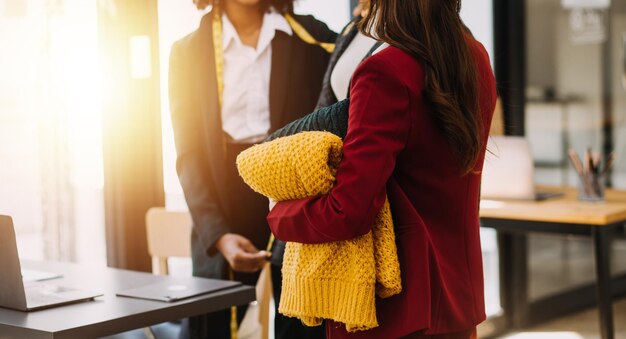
[400,328,477,339]
[326,324,477,339]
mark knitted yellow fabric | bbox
[236,131,401,332]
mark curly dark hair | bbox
[193,0,294,14]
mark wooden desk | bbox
[480,187,626,339]
[0,260,255,339]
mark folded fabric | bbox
[263,99,350,267]
[236,131,401,332]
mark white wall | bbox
[296,0,495,54]
[294,0,351,33]
[460,0,495,66]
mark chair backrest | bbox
[145,207,192,275]
[490,97,504,136]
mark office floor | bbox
[528,234,626,301]
[497,296,626,339]
[497,232,626,339]
[104,298,626,339]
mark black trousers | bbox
[271,264,326,339]
[179,265,325,339]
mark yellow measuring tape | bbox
[285,14,336,53]
[211,5,333,339]
[212,6,226,108]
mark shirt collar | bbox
[222,7,293,52]
[264,7,293,37]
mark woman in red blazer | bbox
[267,0,497,338]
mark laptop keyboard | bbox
[26,291,67,307]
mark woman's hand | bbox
[215,233,270,273]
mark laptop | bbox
[116,277,241,303]
[481,136,564,201]
[0,215,102,311]
[21,269,62,282]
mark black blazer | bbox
[169,9,336,278]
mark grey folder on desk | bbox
[116,278,241,302]
[0,215,102,311]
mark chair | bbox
[145,207,272,339]
[146,207,192,275]
[489,97,504,136]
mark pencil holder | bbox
[577,173,605,202]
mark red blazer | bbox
[267,38,497,338]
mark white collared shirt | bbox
[220,8,292,142]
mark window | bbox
[0,0,105,265]
[525,0,626,300]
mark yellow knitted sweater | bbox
[236,131,401,332]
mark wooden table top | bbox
[479,186,626,226]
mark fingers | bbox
[230,236,270,272]
[217,233,272,273]
[237,236,260,254]
[231,251,270,273]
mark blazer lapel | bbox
[196,11,228,193]
[269,31,293,132]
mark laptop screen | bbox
[0,215,29,310]
[481,136,536,200]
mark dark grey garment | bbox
[266,98,350,142]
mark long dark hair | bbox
[361,0,483,174]
[193,0,294,14]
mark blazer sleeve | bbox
[293,14,338,44]
[265,99,349,142]
[169,40,230,256]
[267,55,411,243]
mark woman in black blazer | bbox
[168,0,336,338]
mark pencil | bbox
[602,152,615,175]
[567,149,585,177]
